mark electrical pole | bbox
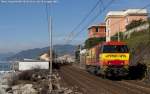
[118,31,120,41]
[149,17,150,43]
[49,16,53,76]
[47,0,57,77]
[118,24,120,41]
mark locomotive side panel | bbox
[86,44,102,66]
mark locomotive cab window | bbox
[102,45,129,53]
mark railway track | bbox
[59,65,150,94]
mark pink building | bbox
[88,23,106,38]
[105,9,148,41]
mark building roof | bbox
[103,41,127,45]
[105,9,148,20]
[88,23,106,29]
[124,9,147,15]
[99,23,106,26]
[107,11,125,16]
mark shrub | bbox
[126,19,147,31]
[111,32,124,41]
[18,70,33,80]
[129,63,147,79]
[85,37,105,49]
[18,69,49,81]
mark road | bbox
[59,65,150,94]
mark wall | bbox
[106,14,148,41]
[88,26,106,38]
[18,62,49,71]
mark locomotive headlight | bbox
[121,62,124,65]
[108,61,111,65]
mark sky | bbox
[0,0,150,53]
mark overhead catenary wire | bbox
[66,0,115,44]
[64,0,104,44]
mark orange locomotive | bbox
[85,41,130,77]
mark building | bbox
[12,61,49,71]
[40,53,50,61]
[88,23,106,38]
[105,9,148,41]
[57,54,75,63]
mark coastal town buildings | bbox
[88,23,106,38]
[105,9,148,41]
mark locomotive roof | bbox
[103,41,127,45]
[88,41,127,50]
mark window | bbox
[95,27,99,32]
[102,45,129,53]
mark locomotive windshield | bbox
[103,45,129,53]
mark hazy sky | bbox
[0,0,149,53]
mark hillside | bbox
[53,44,76,56]
[6,44,76,60]
[124,31,150,65]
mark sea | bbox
[0,61,11,78]
[0,61,11,71]
[0,61,12,93]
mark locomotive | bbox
[85,41,130,77]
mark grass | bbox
[124,31,150,49]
